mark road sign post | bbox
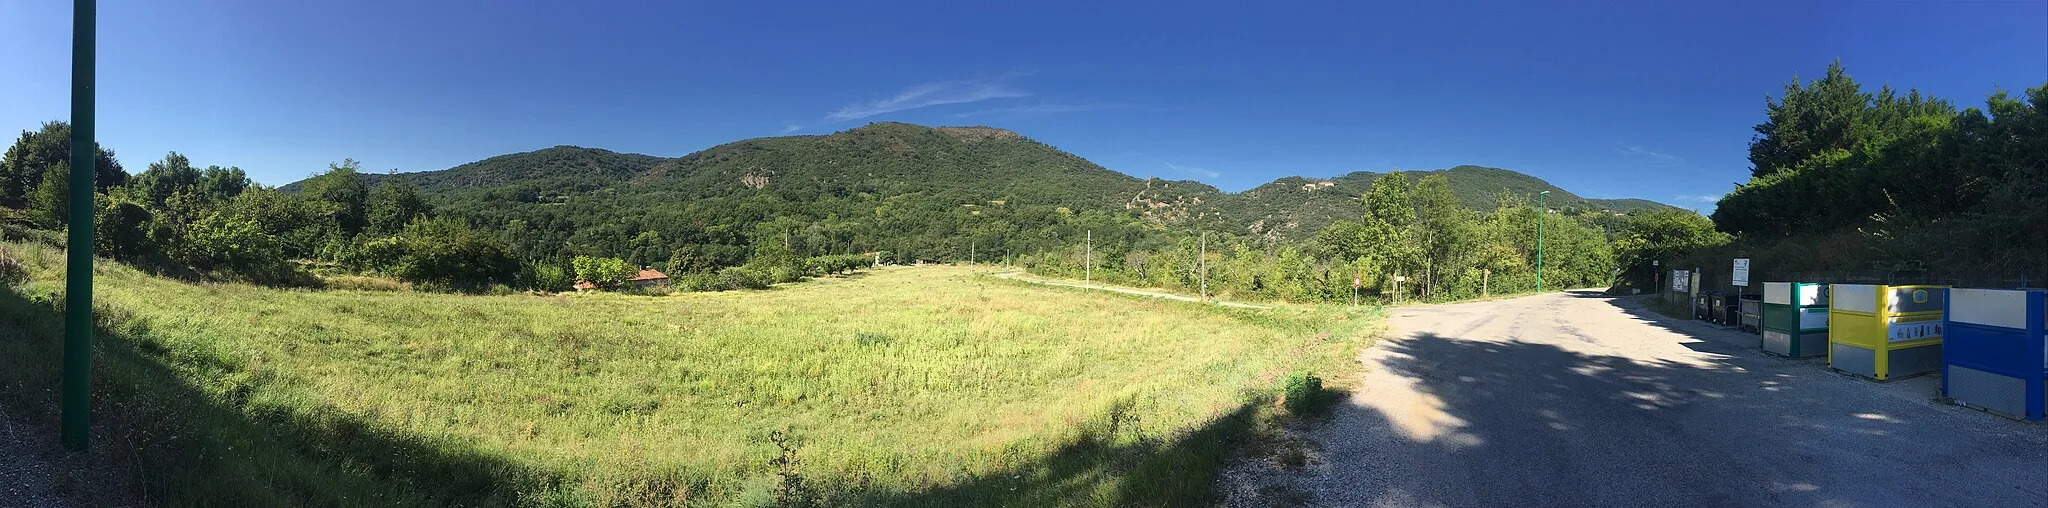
[62,0,98,452]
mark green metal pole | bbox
[61,0,97,452]
[1536,190,1548,293]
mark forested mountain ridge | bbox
[288,122,1676,247]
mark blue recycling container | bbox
[1942,289,2047,421]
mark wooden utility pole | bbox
[1199,231,1208,303]
[1482,268,1490,298]
[970,238,975,266]
[1085,230,1092,286]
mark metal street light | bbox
[1537,190,1549,293]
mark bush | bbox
[1280,371,1325,415]
[714,267,769,291]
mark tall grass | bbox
[0,243,1373,506]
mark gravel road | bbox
[1225,291,2048,507]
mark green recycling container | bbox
[1761,282,1829,358]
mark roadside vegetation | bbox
[0,252,1371,506]
[1677,63,2047,278]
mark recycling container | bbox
[1829,284,1948,381]
[1695,291,1718,321]
[1761,282,1829,358]
[1739,294,1762,332]
[1710,293,1732,324]
[1941,289,2046,421]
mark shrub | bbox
[714,267,769,291]
[1280,371,1325,415]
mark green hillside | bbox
[284,122,1673,260]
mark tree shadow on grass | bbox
[1261,311,2048,507]
[0,285,557,507]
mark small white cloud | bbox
[1675,194,1723,204]
[779,123,802,134]
[954,103,1123,118]
[1164,161,1221,179]
[1619,143,1685,167]
[827,78,1031,121]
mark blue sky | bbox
[2,1,2043,212]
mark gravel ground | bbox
[1222,291,2048,507]
[0,407,71,508]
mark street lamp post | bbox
[1537,190,1549,293]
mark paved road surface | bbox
[1236,291,2048,507]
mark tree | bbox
[131,152,202,208]
[29,162,69,229]
[357,216,518,291]
[300,159,370,235]
[573,255,638,289]
[197,165,252,202]
[96,197,155,261]
[366,179,432,236]
[179,210,292,282]
[0,121,125,207]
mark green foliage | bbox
[131,152,201,208]
[366,179,431,236]
[0,121,125,207]
[1280,371,1325,415]
[516,259,575,293]
[300,159,370,235]
[1713,63,2048,272]
[95,196,155,261]
[355,217,518,291]
[179,210,294,282]
[28,162,68,229]
[572,255,637,289]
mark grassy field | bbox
[0,240,1374,507]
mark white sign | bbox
[1732,258,1751,287]
[1672,270,1690,292]
[1885,319,1943,342]
[1393,275,1406,282]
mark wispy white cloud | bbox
[779,123,803,134]
[1164,161,1221,179]
[1619,143,1685,167]
[954,102,1123,118]
[827,78,1031,121]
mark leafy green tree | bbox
[179,210,291,281]
[572,255,638,289]
[0,121,125,207]
[95,196,155,261]
[131,152,201,208]
[300,159,370,234]
[358,217,518,291]
[197,165,252,202]
[366,179,432,236]
[29,162,69,229]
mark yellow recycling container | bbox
[1828,284,1948,381]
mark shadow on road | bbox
[1242,297,2048,507]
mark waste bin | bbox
[1761,282,1829,358]
[1829,284,1948,381]
[1695,291,1717,321]
[1739,294,1763,333]
[1703,290,1720,323]
[1942,289,2046,421]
